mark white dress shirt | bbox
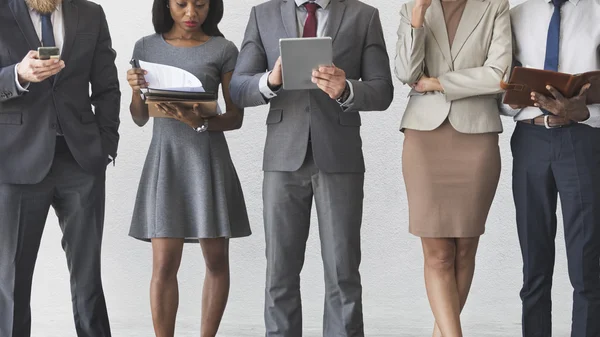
[14,4,65,92]
[501,0,600,127]
[259,0,355,108]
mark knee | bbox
[152,256,180,282]
[455,245,477,269]
[204,251,229,274]
[425,247,456,271]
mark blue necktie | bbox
[41,13,62,134]
[40,13,56,47]
[541,0,566,115]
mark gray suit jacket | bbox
[0,0,120,184]
[230,0,393,173]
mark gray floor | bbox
[33,321,565,337]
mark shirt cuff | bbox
[259,71,279,100]
[14,64,30,92]
[338,80,355,109]
[578,105,600,128]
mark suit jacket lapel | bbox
[54,0,77,85]
[324,0,346,42]
[426,0,453,70]
[450,0,489,60]
[9,0,41,50]
[281,0,298,38]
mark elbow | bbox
[380,83,394,110]
[133,118,147,127]
[233,114,244,130]
[394,64,421,85]
[228,79,243,108]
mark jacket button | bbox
[305,107,310,112]
[50,123,56,129]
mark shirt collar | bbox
[295,0,331,10]
[28,3,62,15]
[544,0,580,6]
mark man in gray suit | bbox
[0,0,120,336]
[230,0,393,335]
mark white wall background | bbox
[29,0,575,336]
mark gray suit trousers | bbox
[263,146,365,337]
[0,140,110,337]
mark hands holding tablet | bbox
[267,54,347,101]
[312,65,347,100]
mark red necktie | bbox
[302,2,319,38]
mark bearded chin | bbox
[25,0,62,14]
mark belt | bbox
[518,115,575,129]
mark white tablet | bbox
[279,37,333,91]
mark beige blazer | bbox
[394,0,512,133]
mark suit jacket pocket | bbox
[0,112,22,125]
[266,109,283,124]
[339,112,361,126]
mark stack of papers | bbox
[136,60,222,117]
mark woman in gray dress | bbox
[126,0,251,336]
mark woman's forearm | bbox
[130,93,149,126]
[206,110,243,132]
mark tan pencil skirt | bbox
[402,120,501,238]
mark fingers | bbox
[30,58,62,70]
[531,91,554,112]
[35,67,63,80]
[545,85,564,101]
[24,50,38,61]
[128,68,147,76]
[312,69,333,81]
[127,69,148,90]
[31,62,63,76]
[156,103,176,117]
[578,83,591,97]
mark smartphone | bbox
[38,47,60,60]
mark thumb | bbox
[25,50,38,60]
[578,83,591,97]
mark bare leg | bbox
[199,238,230,337]
[150,238,185,337]
[422,238,462,337]
[432,237,480,337]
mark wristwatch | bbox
[194,119,209,133]
[336,82,351,104]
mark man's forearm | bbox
[230,72,269,108]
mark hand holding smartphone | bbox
[16,49,65,85]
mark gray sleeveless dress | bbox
[128,34,251,242]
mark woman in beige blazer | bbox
[395,0,511,335]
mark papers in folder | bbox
[137,60,222,118]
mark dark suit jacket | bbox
[230,0,393,174]
[0,0,120,184]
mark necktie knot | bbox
[552,0,566,8]
[304,2,319,14]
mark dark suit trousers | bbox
[0,138,110,337]
[262,144,365,337]
[511,122,600,337]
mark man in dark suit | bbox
[0,0,120,336]
[230,0,393,336]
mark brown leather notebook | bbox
[145,98,219,118]
[501,67,600,107]
[143,89,220,118]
